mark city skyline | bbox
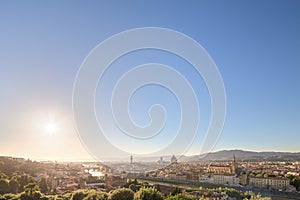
[0,1,299,161]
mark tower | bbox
[130,155,133,165]
[232,154,236,174]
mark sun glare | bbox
[44,122,58,135]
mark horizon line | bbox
[1,148,300,163]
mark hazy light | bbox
[44,122,58,135]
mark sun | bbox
[44,122,58,135]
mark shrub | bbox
[134,187,164,200]
[108,188,134,200]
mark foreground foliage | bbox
[134,187,164,200]
[0,186,272,200]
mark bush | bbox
[83,190,108,200]
[71,190,88,200]
[108,188,134,200]
[134,187,164,200]
[129,184,141,192]
[61,190,73,200]
[3,193,19,200]
[20,191,44,200]
[166,194,197,200]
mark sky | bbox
[0,1,299,161]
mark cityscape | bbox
[1,1,300,200]
[1,150,300,199]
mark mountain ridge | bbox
[181,149,300,162]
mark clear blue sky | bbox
[0,1,299,160]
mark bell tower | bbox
[232,154,236,174]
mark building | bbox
[207,155,237,175]
[239,174,248,186]
[207,165,232,174]
[249,177,291,190]
[199,175,212,183]
[171,155,177,164]
[106,175,127,187]
[176,173,187,180]
[212,174,239,186]
[160,157,163,165]
[171,155,177,163]
[154,184,185,196]
[85,182,106,189]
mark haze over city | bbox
[0,1,299,161]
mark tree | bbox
[166,194,197,200]
[226,188,242,199]
[20,191,44,200]
[71,190,88,200]
[256,173,264,177]
[0,179,9,194]
[170,187,181,196]
[134,187,164,200]
[83,190,108,200]
[9,178,20,194]
[109,188,134,200]
[129,184,141,192]
[62,190,73,199]
[24,182,39,197]
[285,174,300,190]
[0,173,8,180]
[19,175,35,193]
[38,178,49,194]
[125,179,139,188]
[292,177,300,190]
[3,193,19,200]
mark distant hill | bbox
[181,150,300,162]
